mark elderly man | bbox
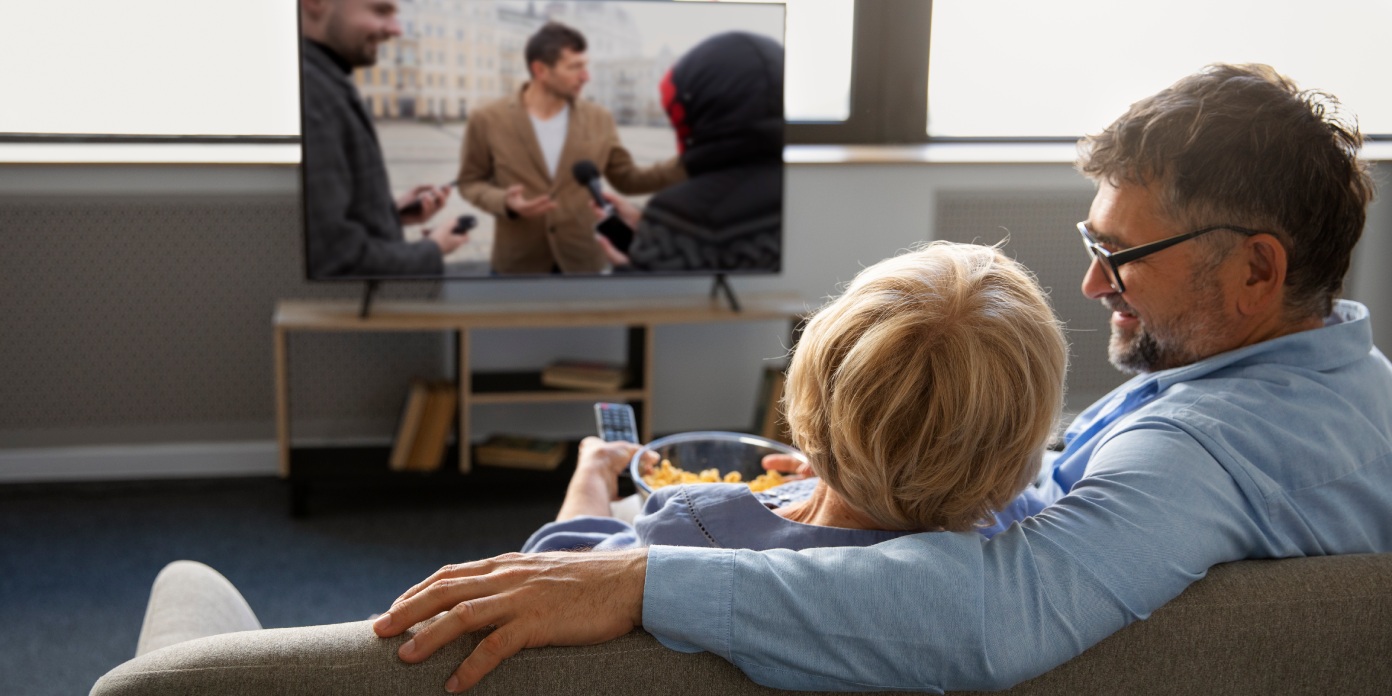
[90,64,1391,695]
[373,64,1392,692]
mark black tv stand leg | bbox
[710,273,742,312]
[360,280,380,319]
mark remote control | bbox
[594,402,639,443]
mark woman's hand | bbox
[603,192,642,229]
[761,453,814,480]
[587,191,642,230]
[594,232,632,267]
[576,437,641,498]
[555,438,656,521]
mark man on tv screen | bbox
[300,0,467,278]
[457,21,686,275]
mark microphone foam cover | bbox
[572,159,600,183]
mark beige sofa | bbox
[92,553,1392,695]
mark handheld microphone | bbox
[572,160,612,214]
[572,159,633,253]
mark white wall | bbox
[1,158,1388,480]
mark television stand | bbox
[360,280,380,318]
[272,294,806,511]
[710,273,741,312]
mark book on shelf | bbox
[407,381,458,472]
[475,434,566,471]
[389,379,432,472]
[388,379,456,472]
[540,359,628,391]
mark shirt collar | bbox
[1140,299,1373,395]
[306,39,353,75]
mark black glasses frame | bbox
[1076,221,1265,293]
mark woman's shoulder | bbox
[634,484,767,548]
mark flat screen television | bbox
[299,0,786,283]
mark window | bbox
[0,0,931,163]
[2,0,296,139]
[783,0,930,144]
[782,0,854,122]
[927,0,1392,139]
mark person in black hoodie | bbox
[594,31,784,272]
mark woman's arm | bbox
[555,438,643,521]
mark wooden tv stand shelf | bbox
[272,294,805,480]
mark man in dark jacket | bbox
[300,0,466,278]
[596,32,783,272]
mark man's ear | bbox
[302,0,330,24]
[1235,233,1288,317]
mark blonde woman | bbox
[523,241,1068,552]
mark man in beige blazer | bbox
[459,22,685,274]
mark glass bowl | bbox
[629,431,807,498]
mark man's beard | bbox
[326,17,382,68]
[534,71,581,101]
[1105,278,1227,375]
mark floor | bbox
[0,475,563,696]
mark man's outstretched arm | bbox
[373,549,648,693]
[377,426,1263,693]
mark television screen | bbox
[299,0,786,280]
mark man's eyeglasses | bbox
[1076,221,1264,294]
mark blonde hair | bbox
[784,242,1067,532]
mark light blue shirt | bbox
[643,300,1392,692]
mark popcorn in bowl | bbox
[628,431,808,498]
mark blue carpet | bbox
[0,476,561,696]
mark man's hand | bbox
[504,185,558,218]
[398,183,451,225]
[423,222,468,256]
[373,549,648,693]
[588,191,642,230]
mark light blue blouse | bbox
[522,479,913,553]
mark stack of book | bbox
[474,434,566,471]
[389,379,458,472]
[540,359,628,391]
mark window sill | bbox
[5,140,1388,167]
[786,140,1392,165]
[786,142,1079,165]
[0,142,300,165]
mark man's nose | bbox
[386,18,402,37]
[1081,257,1114,300]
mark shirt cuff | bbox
[642,545,737,658]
